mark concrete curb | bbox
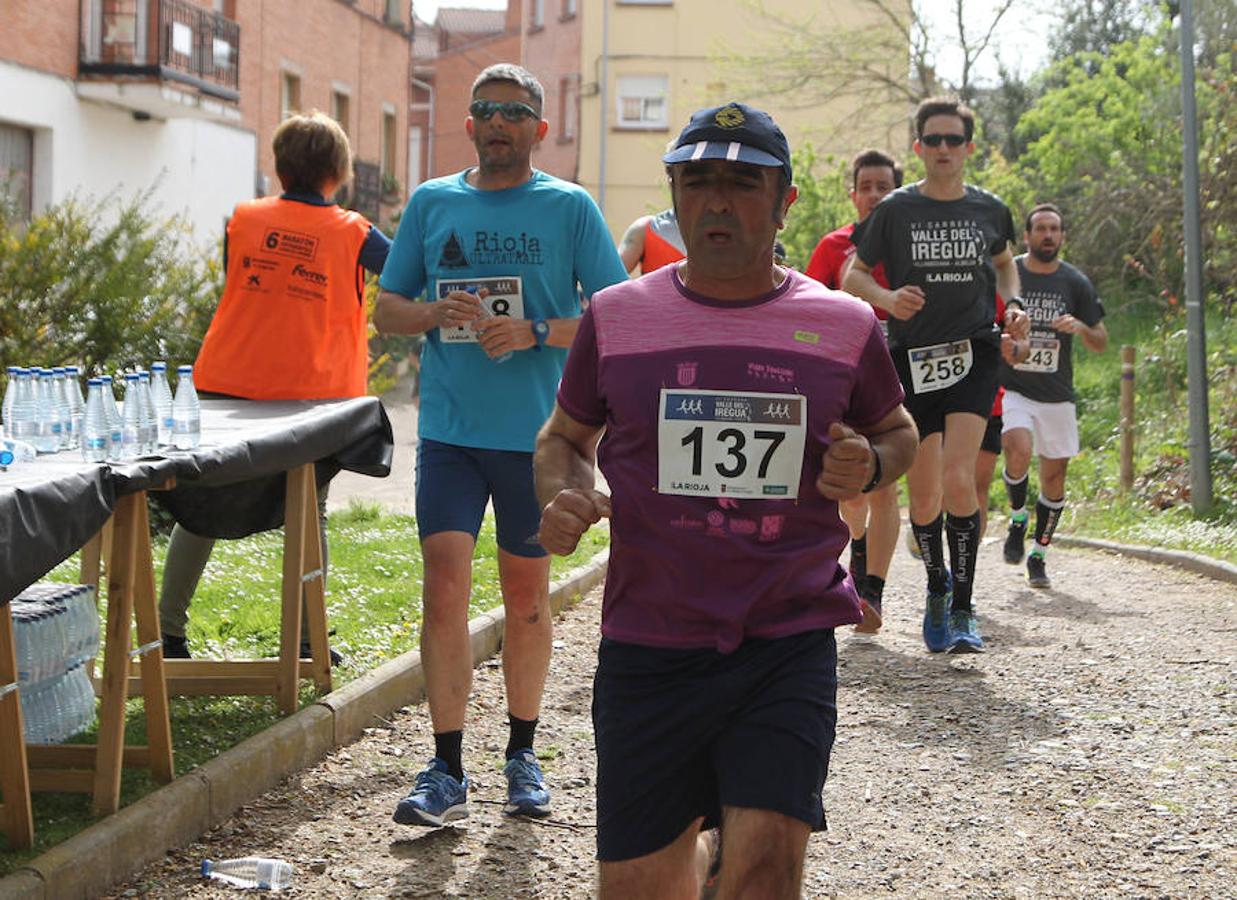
[1051,534,1237,584]
[0,548,609,900]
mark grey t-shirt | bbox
[853,183,1015,351]
[1001,257,1104,403]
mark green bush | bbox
[0,190,222,376]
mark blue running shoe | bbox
[948,608,985,653]
[922,578,952,653]
[504,748,552,818]
[393,758,469,827]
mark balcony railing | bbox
[80,0,240,102]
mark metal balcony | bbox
[78,0,241,120]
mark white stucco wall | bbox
[0,60,255,245]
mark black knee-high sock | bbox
[849,534,868,580]
[946,511,981,613]
[434,730,464,780]
[861,574,885,604]
[1004,470,1029,518]
[506,714,538,760]
[912,513,948,594]
[1033,494,1065,553]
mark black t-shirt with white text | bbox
[853,183,1015,351]
[1001,256,1104,403]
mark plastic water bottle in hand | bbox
[172,365,201,450]
[201,857,293,891]
[471,287,512,364]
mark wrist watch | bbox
[1005,296,1025,313]
[532,318,550,351]
[861,447,883,493]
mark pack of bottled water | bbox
[1,362,199,466]
[10,583,101,744]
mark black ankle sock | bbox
[861,574,885,603]
[506,714,538,760]
[912,514,948,593]
[946,510,981,613]
[849,534,868,579]
[434,730,464,780]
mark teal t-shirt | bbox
[380,170,627,451]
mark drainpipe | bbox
[411,76,435,181]
[598,0,609,213]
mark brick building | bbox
[408,1,582,185]
[0,0,412,240]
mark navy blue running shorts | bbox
[414,438,547,558]
[981,413,1003,455]
[592,628,838,862]
[893,338,1000,439]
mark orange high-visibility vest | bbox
[194,197,371,400]
[641,209,686,273]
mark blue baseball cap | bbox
[662,102,792,183]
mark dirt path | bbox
[107,538,1234,898]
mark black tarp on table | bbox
[0,397,393,602]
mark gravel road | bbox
[106,536,1235,898]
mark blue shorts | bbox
[414,438,547,558]
[593,629,838,862]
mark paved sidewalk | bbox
[327,374,419,515]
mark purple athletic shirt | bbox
[557,265,905,653]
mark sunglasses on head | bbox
[469,99,539,122]
[920,133,967,148]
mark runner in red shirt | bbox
[805,149,901,633]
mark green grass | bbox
[992,289,1237,562]
[0,506,608,873]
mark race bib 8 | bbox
[436,276,525,343]
[1014,336,1061,374]
[657,389,807,499]
[908,339,973,394]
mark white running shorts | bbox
[1001,390,1080,459]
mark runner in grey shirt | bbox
[1000,203,1107,588]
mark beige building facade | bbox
[579,0,909,240]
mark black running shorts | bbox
[592,628,838,862]
[892,337,1000,439]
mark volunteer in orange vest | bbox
[158,111,391,661]
[618,207,686,275]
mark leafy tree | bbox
[0,191,221,375]
[1011,31,1235,305]
[716,0,1018,139]
[778,145,853,271]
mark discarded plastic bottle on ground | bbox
[172,365,201,450]
[201,857,293,891]
[150,361,174,446]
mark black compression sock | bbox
[434,730,464,780]
[912,514,948,594]
[946,510,981,613]
[861,574,885,603]
[506,714,538,760]
[849,534,868,579]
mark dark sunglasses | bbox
[920,133,967,147]
[469,99,539,122]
